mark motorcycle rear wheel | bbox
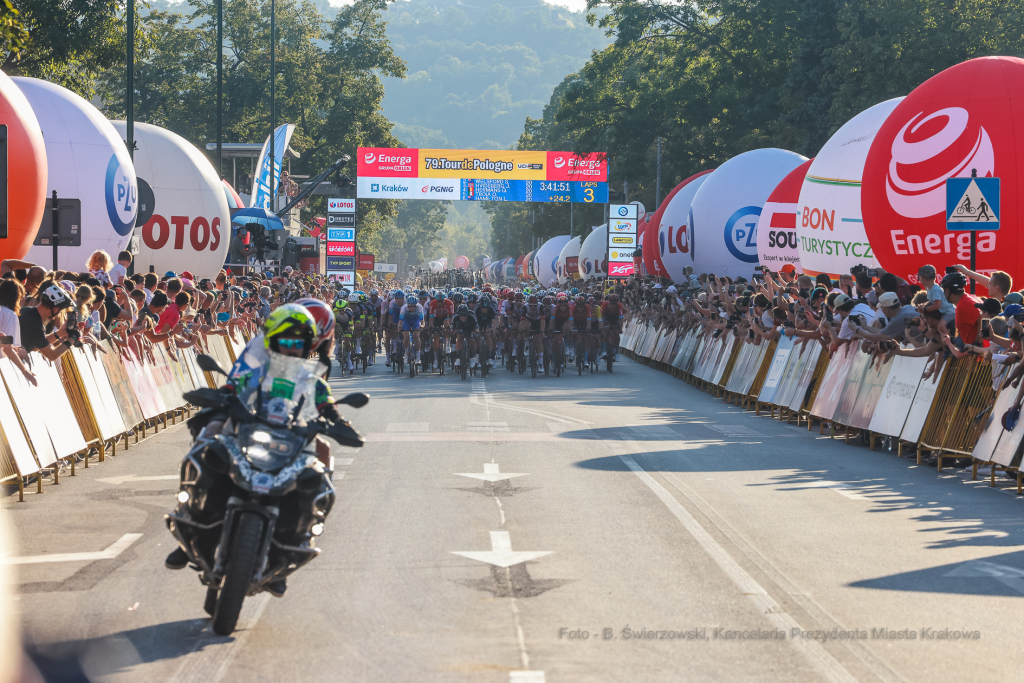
[212,512,264,635]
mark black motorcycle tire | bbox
[212,512,264,635]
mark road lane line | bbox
[615,454,859,683]
[166,594,271,683]
[657,469,908,683]
[4,533,143,565]
[97,474,179,485]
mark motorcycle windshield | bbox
[240,352,323,426]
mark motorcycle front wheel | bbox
[212,512,264,635]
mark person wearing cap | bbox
[229,226,255,274]
[779,263,797,283]
[917,265,955,327]
[849,291,921,342]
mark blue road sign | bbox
[946,177,999,231]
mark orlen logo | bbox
[364,152,376,164]
[553,156,566,169]
[886,107,994,218]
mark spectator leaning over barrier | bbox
[18,284,76,361]
[940,271,984,358]
[0,279,36,385]
[849,291,922,345]
[955,264,1012,301]
[142,273,157,304]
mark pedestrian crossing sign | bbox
[946,176,1000,231]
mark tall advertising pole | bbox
[216,0,223,179]
[126,0,134,161]
[269,0,276,212]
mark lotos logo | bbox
[364,152,376,164]
[582,258,591,275]
[142,214,223,252]
[553,156,565,169]
[885,107,994,219]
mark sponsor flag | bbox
[250,124,295,209]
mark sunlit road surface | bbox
[7,356,1024,683]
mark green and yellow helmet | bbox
[264,303,318,357]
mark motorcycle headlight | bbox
[251,430,272,444]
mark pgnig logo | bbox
[618,206,628,216]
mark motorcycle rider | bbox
[165,303,353,598]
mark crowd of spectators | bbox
[0,251,367,387]
[619,263,1024,465]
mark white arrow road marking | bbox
[455,463,528,483]
[96,474,179,485]
[945,560,1024,595]
[451,531,552,568]
[4,533,143,565]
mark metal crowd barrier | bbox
[619,319,1024,492]
[0,333,248,501]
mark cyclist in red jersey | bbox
[601,294,627,361]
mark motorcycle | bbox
[165,353,368,635]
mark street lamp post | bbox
[126,0,134,161]
[216,0,223,179]
[269,0,276,210]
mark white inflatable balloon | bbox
[110,121,230,280]
[579,224,607,281]
[535,235,571,288]
[796,98,903,277]
[689,148,808,280]
[504,257,518,281]
[556,236,581,284]
[657,176,712,284]
[429,260,443,272]
[15,78,136,270]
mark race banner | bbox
[357,147,608,203]
[250,124,295,210]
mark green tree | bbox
[0,1,28,62]
[96,0,407,239]
[5,0,138,98]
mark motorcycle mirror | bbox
[338,392,370,409]
[196,353,228,376]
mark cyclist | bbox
[524,294,546,371]
[551,293,572,369]
[452,304,478,371]
[475,294,498,367]
[429,291,454,366]
[571,294,592,365]
[400,291,425,364]
[386,290,405,367]
[601,293,627,361]
[333,296,356,372]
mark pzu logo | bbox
[723,206,761,263]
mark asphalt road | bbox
[5,354,1024,683]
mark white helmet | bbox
[348,294,359,303]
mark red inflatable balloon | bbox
[455,255,470,270]
[645,170,715,281]
[0,71,46,259]
[863,57,1023,286]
